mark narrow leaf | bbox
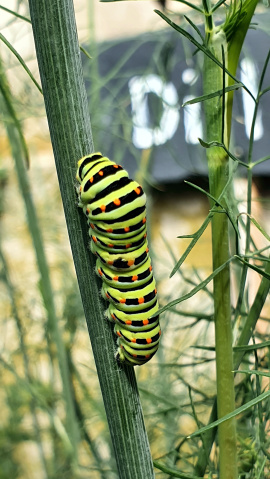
[159,258,233,315]
[234,340,270,351]
[171,212,213,276]
[0,32,42,93]
[79,45,92,60]
[184,15,205,42]
[251,155,270,168]
[185,180,240,237]
[189,390,270,438]
[184,180,224,208]
[182,83,244,106]
[235,369,270,378]
[173,0,204,13]
[153,461,203,479]
[235,255,270,280]
[238,213,270,242]
[154,9,255,100]
[0,5,31,22]
[210,0,227,13]
[198,138,249,168]
[0,66,30,168]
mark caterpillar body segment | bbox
[107,300,159,332]
[95,257,153,289]
[91,240,149,271]
[76,152,161,366]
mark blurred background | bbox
[0,0,270,477]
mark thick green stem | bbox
[28,1,155,477]
[204,31,237,479]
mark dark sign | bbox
[84,13,270,182]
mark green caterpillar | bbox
[76,152,161,366]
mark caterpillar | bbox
[76,152,161,366]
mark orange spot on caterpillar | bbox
[98,170,104,176]
[108,243,114,248]
[134,187,141,195]
[107,228,113,233]
[124,227,130,232]
[113,276,119,281]
[111,313,116,321]
[116,331,121,337]
[145,354,150,358]
[108,260,114,265]
[144,233,147,238]
[125,243,131,249]
[92,236,97,243]
[113,164,119,168]
[119,298,126,304]
[142,217,146,224]
[126,320,132,325]
[131,338,136,343]
[100,204,106,212]
[97,268,102,277]
[138,297,144,304]
[154,288,157,294]
[143,319,149,325]
[132,275,138,281]
[90,223,95,229]
[79,186,82,192]
[149,266,152,272]
[146,338,152,344]
[159,330,162,336]
[132,353,137,358]
[127,260,134,267]
[90,176,94,183]
[105,292,110,299]
[114,198,121,206]
[146,247,149,253]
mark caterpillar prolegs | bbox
[76,152,161,366]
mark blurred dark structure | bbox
[84,13,270,184]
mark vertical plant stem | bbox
[203,32,237,479]
[28,1,155,477]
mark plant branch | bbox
[28,0,155,477]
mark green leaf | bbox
[237,213,270,242]
[182,83,244,106]
[0,5,31,23]
[183,15,205,43]
[234,340,270,352]
[159,258,233,316]
[171,212,213,276]
[210,0,227,14]
[251,155,270,168]
[0,62,30,168]
[0,33,42,93]
[154,9,255,101]
[173,0,204,13]
[189,389,270,438]
[235,255,270,280]
[184,180,224,207]
[79,45,92,60]
[235,369,270,378]
[198,139,249,168]
[153,461,203,479]
[184,180,240,237]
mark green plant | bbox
[0,1,269,478]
